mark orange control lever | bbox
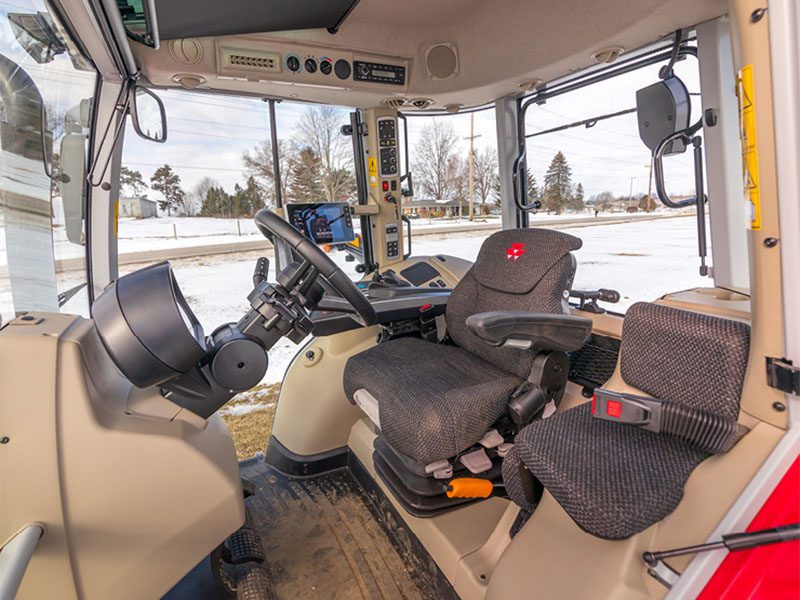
[446,478,494,499]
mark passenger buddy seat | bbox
[343,228,592,515]
[503,301,751,539]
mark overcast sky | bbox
[123,51,701,204]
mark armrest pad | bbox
[465,311,592,352]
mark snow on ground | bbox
[42,210,676,260]
[10,214,712,389]
[135,215,710,386]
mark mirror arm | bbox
[87,78,135,187]
[652,118,710,276]
[652,118,704,208]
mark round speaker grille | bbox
[425,43,458,80]
[170,39,203,66]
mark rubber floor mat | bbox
[166,457,449,599]
[242,459,427,599]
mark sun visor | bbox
[150,0,361,40]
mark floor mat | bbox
[167,457,450,599]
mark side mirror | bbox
[130,86,167,143]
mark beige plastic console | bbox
[0,313,244,599]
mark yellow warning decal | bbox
[368,156,378,188]
[736,64,761,230]
[113,199,119,239]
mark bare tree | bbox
[472,147,499,209]
[295,105,354,202]
[242,139,292,207]
[413,120,462,201]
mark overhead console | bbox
[216,39,409,92]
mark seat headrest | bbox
[620,302,750,420]
[472,228,582,294]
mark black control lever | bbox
[253,257,270,287]
[569,289,620,314]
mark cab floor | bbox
[166,456,449,600]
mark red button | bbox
[607,400,622,418]
[382,181,389,192]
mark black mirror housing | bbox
[130,85,167,143]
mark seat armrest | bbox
[465,311,592,352]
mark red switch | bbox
[382,181,389,192]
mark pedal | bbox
[226,509,265,565]
[235,564,276,600]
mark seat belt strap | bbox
[592,388,747,454]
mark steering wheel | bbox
[254,208,377,326]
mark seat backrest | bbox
[619,302,751,418]
[446,228,582,378]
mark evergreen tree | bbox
[526,169,541,209]
[120,166,148,198]
[150,164,185,216]
[201,186,232,217]
[569,182,585,212]
[287,147,325,203]
[542,152,573,214]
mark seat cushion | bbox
[516,403,709,540]
[344,337,523,464]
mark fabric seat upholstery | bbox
[343,337,523,463]
[343,228,582,465]
[511,302,751,539]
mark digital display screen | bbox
[372,69,396,79]
[287,202,355,245]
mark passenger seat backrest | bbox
[620,302,751,419]
[446,228,582,379]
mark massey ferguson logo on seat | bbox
[506,243,526,260]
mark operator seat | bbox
[344,228,582,502]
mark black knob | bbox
[320,59,332,75]
[286,55,300,72]
[334,59,351,80]
[304,58,317,73]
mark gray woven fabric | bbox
[343,337,523,463]
[511,303,751,539]
[447,253,578,379]
[516,403,708,539]
[471,228,582,294]
[342,227,580,464]
[620,302,750,419]
[501,446,535,512]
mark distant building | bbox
[119,196,158,219]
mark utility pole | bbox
[464,113,482,221]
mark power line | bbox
[125,161,250,172]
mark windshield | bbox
[0,0,97,324]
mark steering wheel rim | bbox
[254,208,377,326]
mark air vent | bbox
[220,46,281,73]
[381,96,408,108]
[409,98,434,109]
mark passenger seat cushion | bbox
[343,337,523,464]
[620,302,751,419]
[516,403,709,540]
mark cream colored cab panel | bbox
[0,314,243,600]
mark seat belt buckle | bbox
[419,303,438,341]
[591,388,664,433]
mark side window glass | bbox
[0,1,96,323]
[522,55,708,311]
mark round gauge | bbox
[334,59,352,80]
[286,54,301,72]
[304,58,317,73]
[320,59,333,75]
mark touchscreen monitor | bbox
[286,202,355,245]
